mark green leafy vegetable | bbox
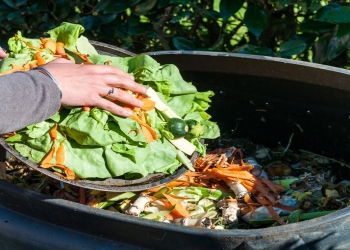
[3,22,220,180]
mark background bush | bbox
[1,0,350,68]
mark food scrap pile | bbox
[2,137,349,229]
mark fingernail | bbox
[129,74,135,80]
[125,109,133,116]
[138,100,144,107]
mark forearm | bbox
[0,70,61,134]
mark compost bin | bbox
[1,43,350,250]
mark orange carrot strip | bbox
[55,42,66,55]
[49,124,58,142]
[55,141,65,165]
[34,52,46,66]
[40,147,56,167]
[0,64,29,76]
[29,62,37,69]
[138,113,147,123]
[131,113,158,140]
[41,38,56,54]
[209,168,255,181]
[141,125,154,143]
[75,53,93,64]
[63,167,77,180]
[163,193,190,218]
[82,106,91,112]
[148,187,163,193]
[139,97,155,111]
[15,34,42,52]
[225,164,254,171]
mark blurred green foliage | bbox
[1,0,350,68]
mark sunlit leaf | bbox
[244,5,267,37]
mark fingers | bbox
[0,47,7,59]
[102,87,144,108]
[41,61,148,116]
[92,97,134,117]
[99,73,146,95]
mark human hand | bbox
[41,58,147,117]
[0,47,7,58]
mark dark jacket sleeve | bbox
[0,70,61,134]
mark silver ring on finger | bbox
[105,88,114,98]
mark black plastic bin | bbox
[1,47,350,250]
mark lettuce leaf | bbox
[46,22,85,49]
[4,22,220,179]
